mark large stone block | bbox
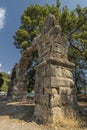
[35,94,49,106]
[59,87,74,95]
[50,94,62,107]
[51,77,74,88]
[62,68,73,78]
[51,88,59,95]
[56,66,73,78]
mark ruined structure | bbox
[34,14,77,123]
[7,63,17,98]
[7,46,36,101]
[8,13,77,123]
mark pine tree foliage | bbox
[13,4,60,51]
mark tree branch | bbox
[69,12,87,36]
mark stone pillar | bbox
[9,47,36,101]
[11,79,27,101]
[34,14,77,123]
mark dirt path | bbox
[0,117,45,130]
[0,101,46,130]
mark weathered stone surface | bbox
[52,107,64,120]
[51,77,74,88]
[34,14,77,124]
[7,63,18,98]
[8,13,77,124]
[59,87,74,95]
[34,104,49,123]
[42,14,56,34]
[50,94,62,107]
[51,88,59,95]
[43,77,50,88]
[51,105,76,122]
[7,44,37,101]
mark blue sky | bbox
[0,0,87,73]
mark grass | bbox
[50,112,86,130]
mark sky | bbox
[0,0,87,73]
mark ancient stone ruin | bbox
[7,14,77,123]
[7,63,17,98]
[7,46,36,101]
[33,14,77,123]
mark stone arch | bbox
[7,45,37,101]
[8,14,77,123]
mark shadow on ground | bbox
[0,94,87,124]
[0,101,35,122]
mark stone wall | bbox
[34,14,77,123]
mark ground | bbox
[0,101,46,130]
[0,95,87,130]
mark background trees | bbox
[0,73,4,91]
[13,1,87,93]
[0,72,10,92]
[13,4,60,51]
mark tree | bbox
[0,73,4,91]
[68,47,87,93]
[13,1,87,93]
[13,4,60,51]
[0,72,10,92]
[14,3,87,56]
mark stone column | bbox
[9,47,36,101]
[34,14,77,123]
